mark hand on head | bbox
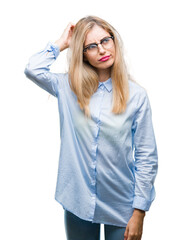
[55,22,75,51]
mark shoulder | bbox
[128,79,147,95]
[128,79,149,109]
[128,79,148,99]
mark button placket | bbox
[90,85,106,203]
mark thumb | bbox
[124,226,129,240]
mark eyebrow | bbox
[84,36,111,48]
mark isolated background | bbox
[0,0,181,239]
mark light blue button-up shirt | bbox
[24,41,158,227]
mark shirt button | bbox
[91,180,96,185]
[92,144,97,151]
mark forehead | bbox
[84,25,110,45]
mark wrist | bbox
[133,208,146,217]
[54,39,67,52]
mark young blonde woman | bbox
[24,15,158,240]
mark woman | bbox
[24,15,158,240]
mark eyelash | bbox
[87,38,109,49]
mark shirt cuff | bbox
[132,195,152,211]
[45,41,60,59]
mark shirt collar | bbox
[98,77,112,92]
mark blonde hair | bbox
[67,15,136,118]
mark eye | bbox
[101,38,110,44]
[87,44,97,50]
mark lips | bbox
[99,55,110,61]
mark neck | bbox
[96,68,111,82]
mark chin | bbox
[99,60,114,69]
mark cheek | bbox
[112,48,116,58]
[86,56,97,66]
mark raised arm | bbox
[24,22,75,97]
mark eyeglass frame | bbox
[83,35,114,53]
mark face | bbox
[83,25,115,73]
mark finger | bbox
[70,25,75,31]
[127,233,137,240]
[68,22,75,28]
[67,23,75,34]
[127,236,135,240]
[137,235,142,240]
[124,227,129,240]
[64,22,74,33]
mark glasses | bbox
[83,36,114,54]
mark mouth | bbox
[99,55,111,62]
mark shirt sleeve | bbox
[24,41,61,97]
[131,90,158,211]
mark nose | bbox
[98,43,106,54]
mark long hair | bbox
[67,15,136,118]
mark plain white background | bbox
[0,0,182,239]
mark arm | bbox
[24,22,75,97]
[132,90,158,211]
[24,42,61,97]
[124,91,158,240]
